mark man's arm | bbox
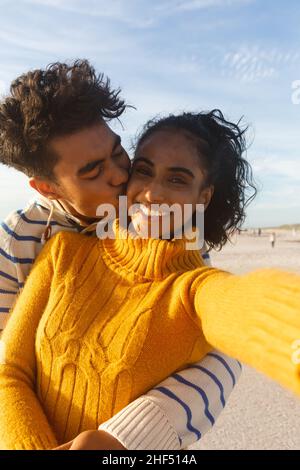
[0,228,20,331]
[57,351,240,451]
[0,214,36,331]
[97,351,241,450]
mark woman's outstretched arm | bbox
[191,268,300,397]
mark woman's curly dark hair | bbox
[0,59,128,180]
[134,110,257,250]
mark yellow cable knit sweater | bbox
[0,220,300,450]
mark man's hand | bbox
[56,430,126,450]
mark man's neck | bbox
[56,199,99,226]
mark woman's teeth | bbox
[137,204,168,217]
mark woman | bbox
[0,110,299,450]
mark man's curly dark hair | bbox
[0,59,127,180]
[134,110,257,250]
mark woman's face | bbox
[126,130,213,238]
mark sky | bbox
[0,0,299,228]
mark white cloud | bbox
[222,46,300,82]
[24,0,255,28]
[0,21,137,58]
[154,0,254,14]
[251,156,300,182]
[23,0,123,16]
[22,0,156,29]
[169,0,254,11]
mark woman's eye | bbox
[169,177,186,185]
[114,150,125,159]
[133,167,151,176]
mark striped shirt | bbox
[0,196,241,450]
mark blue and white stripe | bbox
[0,198,83,329]
[151,351,242,448]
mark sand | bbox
[188,230,300,450]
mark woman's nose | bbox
[144,186,165,204]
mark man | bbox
[0,60,241,449]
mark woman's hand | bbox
[54,440,74,450]
[54,430,126,450]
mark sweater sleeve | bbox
[0,235,63,450]
[193,268,300,397]
[0,216,22,331]
[99,351,241,449]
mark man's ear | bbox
[29,177,61,200]
[199,185,214,210]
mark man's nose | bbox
[109,162,130,187]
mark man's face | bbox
[48,121,130,221]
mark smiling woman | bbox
[127,131,211,242]
[129,111,257,250]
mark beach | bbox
[189,229,300,450]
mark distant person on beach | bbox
[270,232,276,248]
[0,60,242,450]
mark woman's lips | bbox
[130,203,174,237]
[133,203,169,217]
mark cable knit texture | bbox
[0,219,300,449]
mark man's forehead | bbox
[52,124,120,168]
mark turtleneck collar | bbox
[100,219,204,281]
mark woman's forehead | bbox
[135,130,202,167]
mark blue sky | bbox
[0,0,299,227]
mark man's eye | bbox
[85,166,103,180]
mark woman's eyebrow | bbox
[133,157,154,167]
[133,159,194,178]
[168,167,195,178]
[112,135,122,152]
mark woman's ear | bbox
[199,185,214,210]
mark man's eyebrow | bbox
[77,135,122,176]
[168,167,195,178]
[77,159,104,176]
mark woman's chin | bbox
[130,214,165,239]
